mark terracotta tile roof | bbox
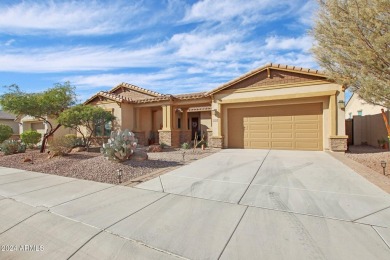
[206,63,326,96]
[132,95,173,103]
[84,91,133,104]
[188,106,211,112]
[173,92,206,100]
[109,82,164,97]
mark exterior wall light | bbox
[117,169,123,184]
[338,100,345,109]
[381,161,386,175]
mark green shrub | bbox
[48,136,75,156]
[160,142,167,149]
[1,140,26,155]
[64,134,84,147]
[102,129,137,161]
[0,124,13,143]
[181,142,190,149]
[21,130,41,148]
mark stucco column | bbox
[134,108,141,131]
[330,94,337,136]
[217,103,222,136]
[182,108,189,130]
[162,105,172,130]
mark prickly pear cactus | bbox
[102,129,137,162]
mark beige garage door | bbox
[228,103,323,150]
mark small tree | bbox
[20,130,41,148]
[0,82,76,153]
[57,105,116,150]
[0,124,13,143]
[311,0,390,107]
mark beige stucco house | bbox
[345,93,389,147]
[0,110,19,135]
[17,115,75,144]
[85,63,347,152]
[345,93,387,119]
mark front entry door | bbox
[191,117,199,140]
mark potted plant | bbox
[378,138,388,149]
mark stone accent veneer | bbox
[210,136,223,148]
[158,130,180,147]
[329,136,348,152]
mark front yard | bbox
[346,145,390,176]
[0,147,217,184]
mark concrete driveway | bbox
[0,150,390,259]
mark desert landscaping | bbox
[0,146,217,184]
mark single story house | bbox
[345,93,387,119]
[17,115,75,144]
[85,63,347,152]
[0,110,19,135]
[345,93,389,147]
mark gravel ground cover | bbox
[345,145,390,176]
[0,147,218,184]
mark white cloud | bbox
[0,45,169,72]
[264,35,314,52]
[183,0,306,24]
[0,1,140,35]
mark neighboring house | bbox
[17,115,75,144]
[345,93,389,147]
[0,110,19,137]
[345,93,387,119]
[85,63,347,152]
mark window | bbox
[178,118,181,129]
[94,120,112,137]
[349,112,352,119]
[357,110,363,116]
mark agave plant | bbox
[102,129,137,162]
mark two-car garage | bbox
[227,102,323,151]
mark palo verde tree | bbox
[311,0,390,107]
[0,82,76,153]
[57,105,116,150]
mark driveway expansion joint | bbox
[352,205,390,222]
[237,149,271,204]
[0,210,46,235]
[217,206,249,259]
[372,226,390,250]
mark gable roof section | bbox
[84,91,133,105]
[109,82,164,97]
[206,63,327,96]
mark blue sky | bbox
[1,0,347,103]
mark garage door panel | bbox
[249,133,270,138]
[271,141,294,149]
[295,132,319,138]
[246,141,271,149]
[228,103,323,151]
[271,116,293,122]
[271,123,293,130]
[246,124,269,131]
[271,133,293,138]
[296,141,321,150]
[295,123,320,130]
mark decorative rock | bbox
[131,151,148,161]
[23,157,32,163]
[70,147,86,153]
[148,145,162,153]
[48,151,61,159]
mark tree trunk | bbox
[381,109,390,136]
[39,124,62,153]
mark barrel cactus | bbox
[102,129,137,161]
